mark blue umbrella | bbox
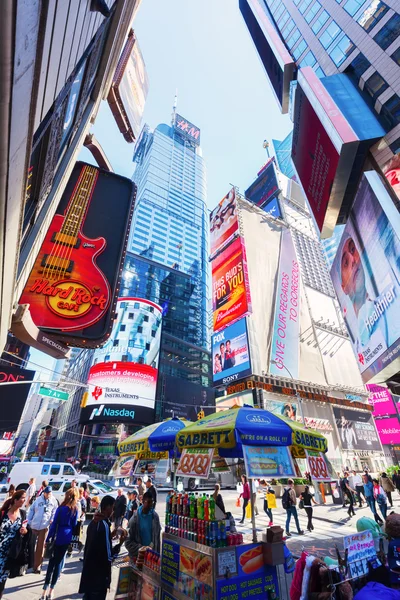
[118,417,191,457]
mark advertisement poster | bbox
[212,456,231,473]
[263,196,282,219]
[269,228,300,378]
[367,383,396,417]
[210,188,239,258]
[382,153,400,200]
[333,407,381,451]
[176,449,214,480]
[245,158,280,208]
[0,367,35,434]
[216,390,254,412]
[161,538,213,597]
[109,455,135,479]
[212,318,252,386]
[212,237,251,332]
[118,38,149,140]
[344,531,377,578]
[306,450,330,481]
[243,444,295,479]
[330,171,400,382]
[265,399,297,421]
[375,418,400,445]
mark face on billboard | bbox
[330,171,400,381]
[210,188,239,258]
[80,298,162,424]
[366,384,396,417]
[19,162,135,347]
[264,399,297,421]
[291,85,340,231]
[245,159,280,208]
[382,154,400,201]
[212,237,251,332]
[119,39,149,140]
[333,406,381,451]
[375,417,400,445]
[212,318,252,386]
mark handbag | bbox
[266,493,277,509]
[44,512,59,559]
[298,499,304,510]
[235,497,241,508]
[245,502,252,519]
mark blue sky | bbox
[29,0,291,375]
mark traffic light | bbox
[197,409,205,420]
[80,392,89,408]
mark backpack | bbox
[282,487,292,509]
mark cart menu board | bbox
[161,537,213,599]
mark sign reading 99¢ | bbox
[176,449,214,480]
[306,450,329,481]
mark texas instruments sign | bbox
[0,367,35,433]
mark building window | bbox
[144,315,149,322]
[305,1,321,23]
[392,46,400,66]
[381,94,400,128]
[145,343,151,351]
[282,18,295,39]
[113,339,119,346]
[315,66,325,77]
[128,340,134,347]
[104,354,110,362]
[298,0,312,14]
[128,313,134,319]
[120,324,126,332]
[343,0,364,16]
[374,14,400,50]
[364,72,389,102]
[312,9,329,33]
[137,326,143,333]
[320,21,341,49]
[277,10,290,28]
[357,2,389,32]
[330,35,355,67]
[287,28,301,48]
[300,50,317,67]
[345,52,371,84]
[293,39,307,60]
[121,355,128,362]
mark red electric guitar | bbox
[20,164,111,332]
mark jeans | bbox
[241,498,249,522]
[387,491,393,506]
[377,501,387,521]
[355,485,365,506]
[286,506,301,533]
[304,507,313,530]
[366,496,378,518]
[263,500,272,522]
[345,491,355,515]
[0,578,6,599]
[44,544,69,589]
[83,592,108,600]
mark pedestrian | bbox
[364,469,372,483]
[212,484,226,515]
[259,480,275,526]
[363,474,383,525]
[79,495,126,600]
[37,481,49,497]
[350,470,365,507]
[252,491,259,516]
[40,488,79,599]
[239,475,250,524]
[25,477,37,508]
[341,472,356,517]
[283,479,304,537]
[0,490,30,598]
[125,491,161,558]
[27,485,58,574]
[137,477,145,501]
[76,488,87,550]
[372,478,388,521]
[113,489,127,529]
[91,496,100,513]
[145,478,157,509]
[300,485,318,532]
[6,485,15,499]
[392,469,400,495]
[379,473,395,507]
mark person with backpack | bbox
[282,479,304,537]
[0,490,30,598]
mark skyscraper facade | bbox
[272,133,296,179]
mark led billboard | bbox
[333,406,381,451]
[19,162,135,347]
[212,318,252,386]
[174,113,200,146]
[382,154,400,200]
[159,375,215,421]
[0,367,35,434]
[330,171,400,382]
[375,418,400,445]
[210,188,239,259]
[366,384,396,417]
[245,158,280,208]
[263,197,282,219]
[212,237,251,332]
[80,298,162,424]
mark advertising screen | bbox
[118,36,149,141]
[245,158,280,208]
[212,318,252,386]
[0,367,35,434]
[212,237,251,332]
[269,228,300,378]
[80,298,161,424]
[159,375,215,421]
[375,417,400,445]
[19,162,135,347]
[366,384,396,417]
[333,406,381,451]
[330,171,400,382]
[216,390,254,412]
[210,188,239,258]
[382,154,400,201]
[263,196,282,219]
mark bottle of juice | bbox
[209,495,215,521]
[183,493,189,517]
[198,494,204,520]
[189,493,195,518]
[204,495,209,521]
[177,493,182,515]
[171,492,176,514]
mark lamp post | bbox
[270,360,306,426]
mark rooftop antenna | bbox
[171,88,178,125]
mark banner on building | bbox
[269,228,300,378]
[0,367,35,434]
[330,171,400,383]
[174,113,200,146]
[264,399,297,421]
[210,188,239,258]
[212,237,252,332]
[245,158,280,209]
[212,318,252,386]
[333,406,381,451]
[216,390,254,412]
[374,418,400,445]
[366,384,396,417]
[19,162,135,348]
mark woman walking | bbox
[260,480,275,526]
[300,485,318,532]
[239,475,250,524]
[372,478,388,522]
[363,474,383,525]
[213,484,226,515]
[0,490,29,598]
[41,488,79,599]
[379,473,395,507]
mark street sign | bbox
[39,387,69,401]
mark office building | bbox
[272,133,297,179]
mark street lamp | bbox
[270,360,306,426]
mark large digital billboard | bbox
[375,418,400,445]
[330,171,400,382]
[212,237,252,332]
[210,188,239,259]
[382,154,400,200]
[212,318,252,386]
[245,158,280,208]
[19,162,135,347]
[80,298,162,424]
[0,367,35,434]
[159,375,215,421]
[333,406,381,451]
[366,384,396,417]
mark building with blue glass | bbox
[272,132,296,179]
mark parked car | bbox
[8,461,82,489]
[49,479,130,510]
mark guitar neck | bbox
[60,165,98,239]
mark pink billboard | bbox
[367,384,396,417]
[375,418,400,445]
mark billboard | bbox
[269,228,300,378]
[244,158,280,208]
[216,390,254,411]
[374,418,400,445]
[382,154,400,200]
[212,318,252,386]
[263,196,282,219]
[0,367,35,434]
[174,113,200,146]
[210,188,239,258]
[159,375,215,421]
[212,237,251,332]
[330,171,400,382]
[332,406,381,451]
[108,30,149,142]
[366,384,396,417]
[80,298,162,424]
[19,162,135,347]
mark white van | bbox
[8,462,82,490]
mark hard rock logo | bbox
[28,278,108,319]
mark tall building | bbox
[130,113,209,349]
[272,133,297,179]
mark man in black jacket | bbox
[145,478,157,509]
[79,495,125,600]
[113,488,127,529]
